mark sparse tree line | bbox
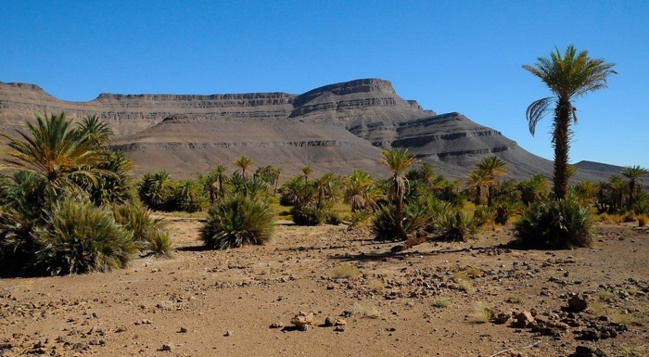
[1,45,636,277]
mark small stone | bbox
[492,312,511,325]
[512,311,535,328]
[568,294,588,313]
[290,311,314,330]
[160,343,173,352]
[334,325,345,332]
[178,327,188,333]
[323,316,336,327]
[224,330,232,337]
[269,321,284,328]
[334,318,347,326]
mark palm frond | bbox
[525,97,554,136]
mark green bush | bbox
[111,203,173,257]
[34,196,138,275]
[436,210,477,241]
[291,203,326,226]
[372,202,430,241]
[473,205,494,227]
[514,195,596,249]
[493,200,520,225]
[201,194,275,249]
[348,209,372,227]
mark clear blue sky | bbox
[2,1,647,169]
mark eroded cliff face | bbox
[0,78,560,179]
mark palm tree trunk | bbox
[628,180,636,209]
[393,175,408,240]
[487,185,493,207]
[552,99,572,200]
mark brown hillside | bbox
[0,79,619,180]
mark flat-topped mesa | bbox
[95,92,296,108]
[289,79,431,125]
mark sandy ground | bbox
[1,219,648,357]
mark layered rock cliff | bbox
[0,78,611,181]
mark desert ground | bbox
[1,219,648,357]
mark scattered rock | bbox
[160,343,173,352]
[269,321,284,329]
[323,316,336,327]
[334,318,347,326]
[290,311,314,331]
[178,327,188,333]
[224,330,232,337]
[568,345,608,356]
[568,293,588,313]
[512,311,535,328]
[492,312,511,324]
[334,325,346,332]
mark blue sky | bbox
[2,1,647,169]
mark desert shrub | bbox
[432,297,450,308]
[33,195,137,275]
[372,202,430,241]
[473,205,494,227]
[111,203,173,257]
[637,214,648,227]
[493,200,520,225]
[201,194,275,249]
[472,302,493,323]
[138,171,177,211]
[632,192,649,214]
[0,207,41,273]
[332,263,361,279]
[291,203,326,226]
[514,195,596,249]
[325,210,343,225]
[348,209,372,227]
[436,210,477,241]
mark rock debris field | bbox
[1,218,648,356]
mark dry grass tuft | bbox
[432,297,450,308]
[352,302,382,319]
[472,302,493,323]
[332,263,361,279]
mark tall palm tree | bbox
[621,165,649,208]
[476,156,507,206]
[301,166,313,197]
[467,169,490,205]
[344,170,381,212]
[0,112,107,189]
[314,172,339,209]
[382,148,416,240]
[523,45,616,200]
[234,156,253,178]
[75,115,113,147]
[271,167,281,196]
[607,175,627,212]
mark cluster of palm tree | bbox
[0,113,170,276]
[199,156,276,249]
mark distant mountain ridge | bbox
[0,79,622,181]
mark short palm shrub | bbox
[372,202,430,241]
[291,203,326,226]
[201,194,275,249]
[436,210,478,241]
[472,205,494,227]
[348,209,372,227]
[493,200,520,225]
[111,203,173,257]
[34,196,137,275]
[514,195,596,249]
